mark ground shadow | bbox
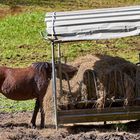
[66,120,140,134]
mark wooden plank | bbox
[58,112,140,124]
[58,107,140,124]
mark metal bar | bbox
[57,43,63,96]
[51,41,58,130]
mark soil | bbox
[0,111,140,140]
[0,6,23,19]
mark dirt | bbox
[0,6,23,19]
[0,111,140,140]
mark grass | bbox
[0,0,140,112]
[0,95,35,112]
[0,11,51,66]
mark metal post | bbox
[57,43,63,96]
[51,41,58,130]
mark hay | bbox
[45,54,138,111]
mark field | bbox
[0,0,140,139]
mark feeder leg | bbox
[51,41,58,130]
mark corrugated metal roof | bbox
[45,5,140,42]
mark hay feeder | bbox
[43,5,140,129]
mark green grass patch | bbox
[0,95,35,112]
[0,11,43,48]
[0,11,52,66]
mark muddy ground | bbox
[0,111,140,140]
